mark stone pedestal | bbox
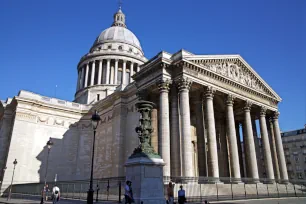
[125,157,165,204]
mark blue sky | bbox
[0,0,305,131]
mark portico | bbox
[133,50,288,183]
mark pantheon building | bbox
[0,7,288,192]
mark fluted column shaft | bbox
[225,95,241,182]
[205,87,219,179]
[243,101,259,181]
[236,122,245,177]
[272,112,289,183]
[259,107,275,182]
[84,64,89,88]
[106,59,110,84]
[90,61,95,86]
[76,70,81,91]
[158,80,171,177]
[114,59,118,84]
[98,60,102,84]
[195,93,207,177]
[267,118,280,180]
[130,62,134,82]
[177,78,193,177]
[122,60,126,84]
[170,85,181,176]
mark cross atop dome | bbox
[112,2,127,28]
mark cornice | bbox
[77,52,147,69]
[181,60,279,105]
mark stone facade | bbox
[0,7,290,194]
[281,126,306,179]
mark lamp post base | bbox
[87,188,94,204]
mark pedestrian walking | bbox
[51,185,60,204]
[124,180,134,204]
[178,185,186,204]
[167,181,174,204]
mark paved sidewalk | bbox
[0,198,117,204]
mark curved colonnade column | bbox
[76,58,141,91]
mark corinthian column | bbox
[106,59,110,84]
[114,59,118,84]
[98,60,102,84]
[272,111,289,183]
[170,84,181,176]
[90,61,95,86]
[84,64,89,88]
[130,62,134,83]
[157,79,171,177]
[259,107,275,183]
[267,118,280,180]
[194,93,207,177]
[204,86,219,181]
[243,101,259,182]
[225,95,241,182]
[122,60,127,85]
[177,77,194,177]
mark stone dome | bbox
[93,26,142,50]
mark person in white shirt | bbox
[52,185,60,204]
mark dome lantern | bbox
[112,7,126,28]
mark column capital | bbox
[176,77,192,92]
[204,86,216,99]
[272,111,280,120]
[226,94,235,106]
[115,59,119,62]
[260,106,267,117]
[157,79,171,93]
[243,100,253,111]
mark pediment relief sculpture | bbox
[188,58,280,101]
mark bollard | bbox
[266,183,269,197]
[216,183,219,201]
[256,183,258,199]
[244,183,246,198]
[119,181,122,203]
[231,183,233,200]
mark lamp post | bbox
[7,159,17,201]
[44,137,54,186]
[0,166,7,195]
[87,110,101,204]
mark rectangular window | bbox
[97,94,100,101]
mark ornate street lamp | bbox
[7,159,17,201]
[40,138,53,203]
[44,137,54,186]
[87,110,101,204]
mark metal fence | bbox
[2,176,306,203]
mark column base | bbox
[262,179,275,184]
[229,178,243,184]
[243,178,260,184]
[277,179,289,184]
[198,177,222,184]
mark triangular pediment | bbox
[184,55,281,101]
